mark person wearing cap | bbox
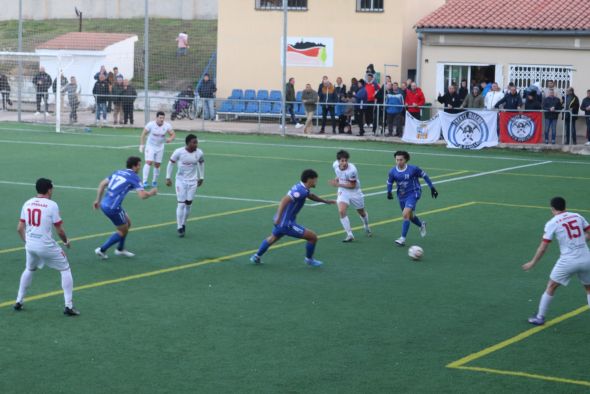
[112,75,125,125]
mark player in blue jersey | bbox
[250,169,336,266]
[93,156,158,259]
[386,151,438,246]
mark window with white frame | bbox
[357,0,384,12]
[509,64,573,98]
[255,0,308,10]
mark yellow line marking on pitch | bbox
[453,366,590,388]
[0,201,477,309]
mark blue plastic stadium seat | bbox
[232,101,246,113]
[260,102,272,113]
[245,102,259,113]
[295,91,302,102]
[229,89,243,100]
[269,90,282,102]
[316,105,323,116]
[244,89,256,101]
[335,103,344,117]
[219,100,233,112]
[270,102,282,113]
[256,90,269,101]
[295,104,305,115]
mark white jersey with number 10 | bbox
[19,197,62,248]
[543,212,590,261]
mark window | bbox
[509,64,573,98]
[357,0,384,12]
[255,0,308,10]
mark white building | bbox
[35,32,138,107]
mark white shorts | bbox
[176,181,198,202]
[337,190,365,210]
[550,257,590,286]
[25,244,70,271]
[145,145,164,164]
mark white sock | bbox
[176,203,185,228]
[183,204,192,224]
[142,164,150,183]
[360,212,369,228]
[60,269,74,308]
[340,216,352,236]
[152,167,160,183]
[16,269,34,303]
[587,294,590,308]
[538,292,553,318]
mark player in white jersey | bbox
[522,197,590,325]
[329,150,371,242]
[166,134,205,237]
[14,178,79,316]
[139,111,176,187]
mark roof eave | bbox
[415,27,590,36]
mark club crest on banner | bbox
[507,114,535,142]
[416,122,429,140]
[448,111,489,149]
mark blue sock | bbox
[118,235,127,251]
[411,215,422,227]
[402,220,410,237]
[257,239,270,257]
[305,242,316,259]
[101,232,123,252]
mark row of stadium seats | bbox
[219,89,348,116]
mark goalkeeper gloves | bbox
[431,187,439,199]
[387,192,393,200]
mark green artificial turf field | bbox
[0,123,589,393]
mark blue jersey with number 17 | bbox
[101,169,144,211]
[387,165,427,199]
[275,182,310,227]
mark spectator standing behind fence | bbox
[94,65,107,81]
[458,80,468,101]
[405,82,425,120]
[113,66,123,80]
[524,91,541,110]
[364,74,379,128]
[461,86,484,109]
[334,77,347,101]
[495,85,521,110]
[484,82,504,110]
[386,82,405,137]
[285,77,301,128]
[93,73,109,127]
[319,78,337,134]
[348,77,359,96]
[542,88,562,144]
[564,87,579,145]
[338,93,354,134]
[121,79,137,125]
[354,79,367,136]
[52,73,67,114]
[0,72,11,110]
[437,84,462,114]
[581,90,590,146]
[33,66,52,116]
[106,72,115,113]
[302,83,318,135]
[198,73,217,121]
[62,76,80,124]
[112,76,125,125]
[373,76,391,135]
[176,32,189,57]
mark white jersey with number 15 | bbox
[543,212,590,261]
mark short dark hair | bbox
[336,150,350,160]
[156,111,165,117]
[126,156,142,169]
[186,133,197,145]
[394,150,410,161]
[301,169,318,183]
[36,178,53,194]
[550,196,566,211]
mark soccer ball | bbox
[408,245,424,260]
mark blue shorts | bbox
[272,223,306,239]
[398,193,420,211]
[101,206,128,226]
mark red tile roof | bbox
[416,0,590,31]
[36,32,137,51]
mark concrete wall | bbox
[419,35,590,103]
[1,0,218,20]
[217,0,444,99]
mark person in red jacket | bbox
[405,82,425,120]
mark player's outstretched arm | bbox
[139,128,148,152]
[93,179,109,209]
[522,240,549,271]
[165,159,175,186]
[308,193,336,205]
[166,129,176,143]
[17,221,26,243]
[54,223,70,248]
[137,188,157,199]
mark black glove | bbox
[431,188,438,199]
[387,192,393,200]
